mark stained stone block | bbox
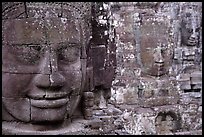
[191,71,202,89]
[2,19,46,45]
[81,59,87,91]
[83,92,94,99]
[183,55,195,61]
[108,53,117,66]
[93,110,105,116]
[88,119,103,129]
[26,2,62,18]
[104,66,115,88]
[192,84,202,90]
[2,98,30,122]
[84,100,94,107]
[108,41,117,54]
[92,25,109,45]
[92,46,106,69]
[83,108,93,118]
[143,89,154,98]
[98,116,113,126]
[94,68,105,87]
[83,92,94,108]
[183,49,195,56]
[45,18,81,44]
[190,71,202,85]
[2,2,26,20]
[85,67,94,92]
[179,93,192,105]
[183,60,194,65]
[178,74,191,90]
[142,96,179,107]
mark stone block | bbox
[93,110,105,116]
[45,18,81,44]
[88,119,103,129]
[92,25,109,45]
[84,100,94,107]
[83,92,94,99]
[83,108,93,117]
[94,68,105,87]
[103,66,116,88]
[92,46,106,69]
[142,96,179,107]
[2,2,26,20]
[190,71,202,85]
[85,67,94,91]
[178,73,191,90]
[26,2,62,18]
[2,19,46,45]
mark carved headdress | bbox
[2,2,92,48]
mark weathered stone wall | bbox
[108,2,202,135]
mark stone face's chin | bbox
[30,105,68,123]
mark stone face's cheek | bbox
[2,73,37,122]
[60,70,83,94]
[2,73,34,98]
[2,98,31,122]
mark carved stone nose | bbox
[50,72,66,88]
[189,33,196,39]
[34,48,66,89]
[155,57,164,64]
[154,48,164,64]
[34,72,65,89]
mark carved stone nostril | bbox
[50,73,66,87]
[34,74,50,88]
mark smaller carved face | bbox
[181,12,200,46]
[155,112,178,135]
[139,20,172,77]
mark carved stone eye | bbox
[58,46,80,64]
[11,45,42,65]
[195,28,200,32]
[188,29,193,33]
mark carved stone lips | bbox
[187,39,197,46]
[31,98,69,108]
[27,92,69,100]
[28,92,70,108]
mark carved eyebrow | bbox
[58,42,81,47]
